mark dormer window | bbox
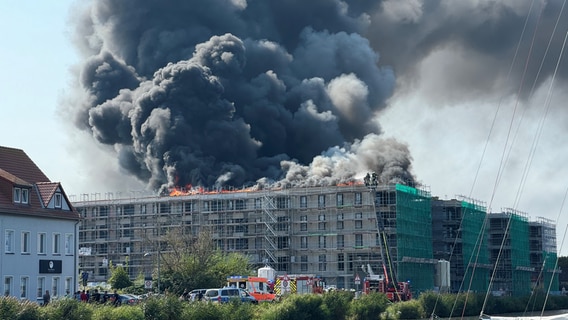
[54,193,62,208]
[13,187,29,204]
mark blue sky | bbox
[0,1,79,186]
[1,1,567,257]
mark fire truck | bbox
[226,276,277,302]
[274,274,324,295]
[361,265,412,301]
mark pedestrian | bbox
[112,290,121,306]
[80,290,88,302]
[91,289,100,303]
[43,290,51,306]
[74,290,81,301]
[179,289,189,301]
[101,290,108,303]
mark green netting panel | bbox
[395,184,434,294]
[542,251,559,291]
[461,201,490,293]
[510,214,531,296]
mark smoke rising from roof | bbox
[67,0,407,192]
[65,0,566,193]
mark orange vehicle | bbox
[226,276,277,302]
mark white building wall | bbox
[0,214,77,303]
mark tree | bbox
[108,263,133,290]
[157,228,253,295]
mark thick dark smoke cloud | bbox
[66,0,565,192]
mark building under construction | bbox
[73,183,435,294]
[72,182,558,296]
[431,196,491,294]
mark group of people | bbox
[72,289,121,306]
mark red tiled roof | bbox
[36,182,59,207]
[0,146,50,183]
[0,146,80,220]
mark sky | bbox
[1,0,568,256]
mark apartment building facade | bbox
[74,183,435,294]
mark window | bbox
[318,222,326,230]
[21,189,29,204]
[53,233,61,254]
[300,236,308,249]
[355,234,363,247]
[54,193,62,208]
[4,277,12,296]
[65,277,72,296]
[355,212,362,219]
[5,230,14,253]
[355,220,362,229]
[355,192,362,205]
[37,277,45,298]
[52,277,59,297]
[318,255,327,271]
[21,231,30,254]
[318,214,326,221]
[13,188,21,203]
[300,196,307,208]
[336,193,343,206]
[20,277,28,298]
[337,213,344,220]
[65,234,73,255]
[337,221,344,230]
[338,254,345,271]
[337,235,344,248]
[318,195,325,208]
[38,233,46,254]
[300,256,308,272]
[319,236,326,248]
[300,215,307,231]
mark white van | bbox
[204,287,257,304]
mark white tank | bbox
[258,265,277,281]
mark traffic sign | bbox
[354,274,361,285]
[144,280,153,289]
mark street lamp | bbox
[144,251,160,293]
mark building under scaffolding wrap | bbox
[431,196,490,293]
[529,217,559,292]
[71,183,559,297]
[488,209,532,296]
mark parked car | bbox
[118,294,140,305]
[204,287,257,304]
[188,289,207,301]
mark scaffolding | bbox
[488,209,532,296]
[388,184,434,294]
[459,196,490,293]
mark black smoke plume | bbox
[67,0,565,192]
[68,0,411,192]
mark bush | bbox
[0,297,40,320]
[261,294,329,320]
[143,295,184,320]
[41,298,93,320]
[181,301,224,320]
[383,299,424,319]
[322,291,354,320]
[0,296,21,319]
[348,292,389,320]
[418,291,448,318]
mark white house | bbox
[0,146,80,303]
